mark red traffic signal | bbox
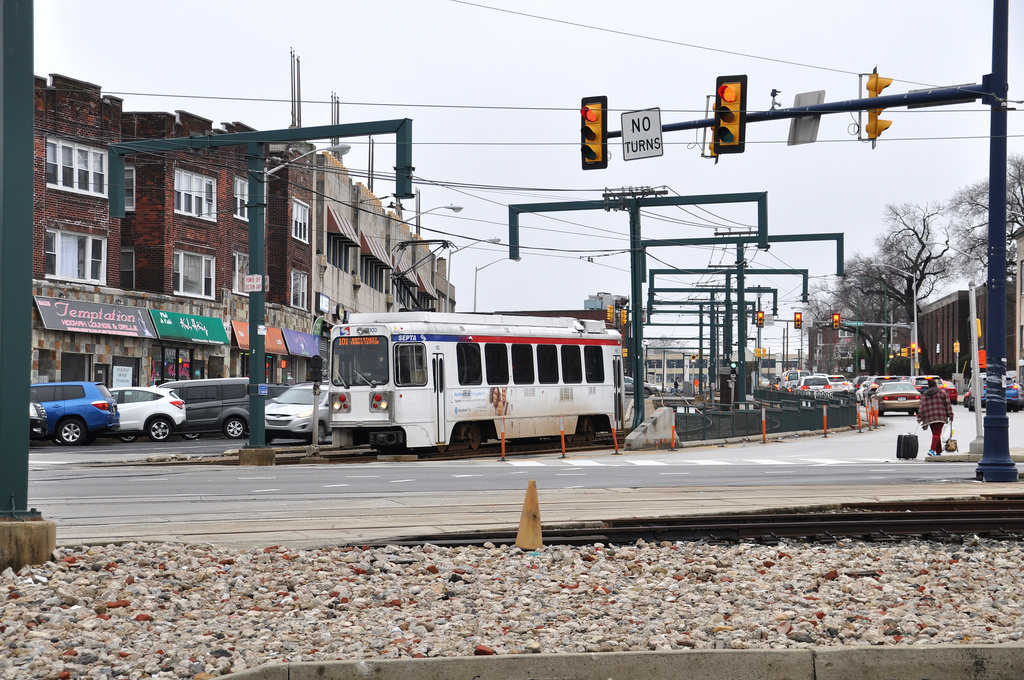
[831,312,841,330]
[756,310,764,328]
[711,75,747,155]
[581,96,608,170]
[794,312,803,329]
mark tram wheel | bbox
[465,423,482,450]
[576,417,597,443]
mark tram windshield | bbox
[332,335,389,387]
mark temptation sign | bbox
[34,296,158,338]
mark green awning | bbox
[149,309,230,345]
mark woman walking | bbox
[917,378,953,456]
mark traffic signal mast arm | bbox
[604,83,985,140]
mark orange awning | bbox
[231,320,289,354]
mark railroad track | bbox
[362,497,1024,548]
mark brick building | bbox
[31,74,449,387]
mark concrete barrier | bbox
[227,645,1024,680]
[238,447,276,466]
[0,518,56,572]
[624,406,676,450]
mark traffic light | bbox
[910,342,918,357]
[606,305,614,323]
[756,310,764,328]
[865,67,893,141]
[310,354,323,383]
[711,75,747,155]
[794,312,803,329]
[619,309,628,327]
[831,312,841,330]
[581,96,608,170]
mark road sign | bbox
[846,320,865,327]
[243,274,264,293]
[621,108,663,161]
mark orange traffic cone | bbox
[515,480,543,550]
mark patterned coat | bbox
[917,386,953,425]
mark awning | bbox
[231,320,289,354]
[326,205,359,244]
[282,328,320,357]
[416,273,437,299]
[150,310,230,345]
[34,296,159,338]
[360,233,393,268]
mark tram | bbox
[328,312,625,452]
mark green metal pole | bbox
[0,0,36,518]
[630,201,645,428]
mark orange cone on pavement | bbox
[515,480,543,550]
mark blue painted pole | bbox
[977,0,1016,482]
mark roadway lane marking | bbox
[238,477,277,480]
[505,460,544,466]
[568,460,606,466]
[251,488,281,493]
[452,474,482,478]
[322,484,349,488]
[627,460,667,466]
[744,459,790,465]
[688,459,732,465]
[389,479,415,483]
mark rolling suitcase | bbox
[896,432,919,459]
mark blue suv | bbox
[30,381,119,445]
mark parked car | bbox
[912,375,959,405]
[109,386,187,442]
[265,383,330,443]
[30,402,48,439]
[624,376,654,397]
[874,381,921,416]
[161,377,251,439]
[963,375,1021,412]
[29,381,119,445]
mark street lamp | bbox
[474,255,520,312]
[446,236,498,312]
[882,263,919,378]
[248,143,350,451]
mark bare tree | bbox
[947,153,1024,284]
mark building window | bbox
[292,200,310,243]
[173,251,215,298]
[327,234,350,272]
[120,249,135,289]
[45,139,106,197]
[233,177,248,221]
[232,252,249,295]
[290,269,308,309]
[173,169,216,220]
[124,165,135,211]
[45,230,106,283]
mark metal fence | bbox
[671,389,858,442]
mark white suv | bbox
[110,386,186,442]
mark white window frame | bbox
[173,250,215,298]
[124,165,136,211]
[44,229,107,284]
[291,199,310,243]
[45,138,107,197]
[233,176,248,221]
[173,169,216,221]
[290,269,308,309]
[232,252,249,295]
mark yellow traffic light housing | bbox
[606,305,614,323]
[794,312,803,329]
[619,309,628,328]
[756,310,764,328]
[865,68,893,141]
[831,312,841,330]
[581,96,608,170]
[711,75,747,155]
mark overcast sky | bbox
[33,0,1023,348]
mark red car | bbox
[913,375,958,405]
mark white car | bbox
[265,383,330,443]
[110,386,186,442]
[828,374,853,392]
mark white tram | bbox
[328,312,625,451]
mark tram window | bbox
[561,345,583,383]
[511,344,534,384]
[395,344,428,386]
[456,342,482,385]
[537,344,559,384]
[584,346,605,383]
[484,343,509,385]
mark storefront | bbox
[148,309,230,383]
[231,321,291,383]
[282,328,322,382]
